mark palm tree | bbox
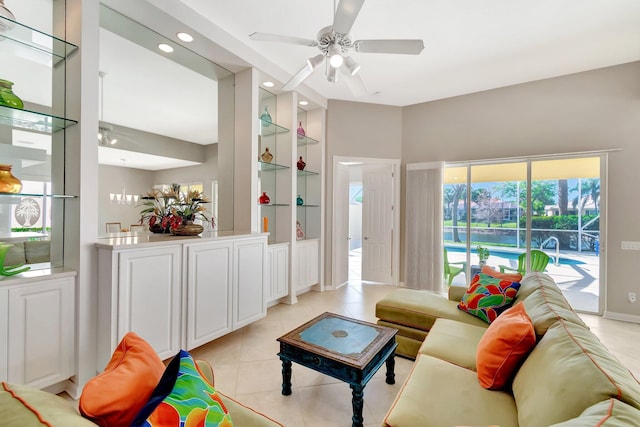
[15,198,41,227]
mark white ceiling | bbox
[178,0,640,107]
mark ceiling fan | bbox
[249,0,424,96]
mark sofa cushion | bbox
[219,393,284,427]
[550,399,640,426]
[3,242,26,267]
[513,272,560,303]
[418,318,487,371]
[79,332,166,427]
[476,302,536,390]
[481,265,523,283]
[376,288,489,332]
[522,287,588,336]
[132,350,233,427]
[383,355,518,427]
[1,382,95,426]
[513,321,640,427]
[458,273,520,323]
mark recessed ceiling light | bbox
[263,81,275,88]
[158,43,174,53]
[177,32,193,42]
[299,100,309,106]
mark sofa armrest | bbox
[195,360,214,386]
[448,285,467,301]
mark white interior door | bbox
[362,164,393,283]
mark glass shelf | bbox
[259,203,290,207]
[0,16,78,64]
[297,169,319,176]
[297,135,320,146]
[296,204,320,208]
[0,106,78,133]
[0,192,77,199]
[259,161,289,171]
[260,119,289,136]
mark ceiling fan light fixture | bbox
[328,44,344,68]
[343,56,360,76]
[327,63,338,83]
[306,54,325,70]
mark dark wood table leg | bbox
[350,383,364,427]
[281,357,292,395]
[385,351,396,385]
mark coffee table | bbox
[277,312,398,427]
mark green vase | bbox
[0,80,24,109]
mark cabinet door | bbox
[119,246,181,360]
[304,240,319,287]
[0,289,7,382]
[273,245,289,300]
[8,277,75,388]
[296,240,319,289]
[233,238,266,329]
[186,241,233,350]
[267,245,289,302]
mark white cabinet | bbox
[233,238,267,328]
[7,277,75,389]
[97,234,267,366]
[296,239,319,291]
[267,244,289,303]
[185,241,233,349]
[0,289,7,382]
[117,246,182,361]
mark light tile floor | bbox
[190,282,640,427]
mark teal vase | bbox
[0,80,24,109]
[260,106,272,127]
[297,195,304,206]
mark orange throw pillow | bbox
[79,332,165,427]
[481,265,523,283]
[476,302,535,390]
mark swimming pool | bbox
[445,245,586,266]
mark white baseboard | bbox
[603,311,640,324]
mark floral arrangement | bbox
[477,245,490,264]
[139,184,213,231]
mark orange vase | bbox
[0,164,22,193]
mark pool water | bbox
[446,246,586,266]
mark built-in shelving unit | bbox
[0,14,78,267]
[257,88,291,245]
[296,109,321,242]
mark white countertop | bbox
[95,230,268,249]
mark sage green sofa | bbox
[0,360,282,426]
[378,273,640,426]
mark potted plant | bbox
[139,185,213,235]
[477,245,490,266]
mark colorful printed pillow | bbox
[476,302,536,389]
[79,332,165,427]
[458,273,521,323]
[132,350,233,427]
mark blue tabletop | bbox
[299,317,379,355]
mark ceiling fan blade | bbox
[341,68,368,98]
[249,32,317,47]
[354,39,425,54]
[333,0,365,35]
[283,63,315,91]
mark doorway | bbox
[332,156,400,287]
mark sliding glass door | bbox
[443,156,603,314]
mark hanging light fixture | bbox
[328,43,344,68]
[109,159,139,205]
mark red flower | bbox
[149,216,157,226]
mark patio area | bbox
[447,247,600,313]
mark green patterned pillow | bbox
[458,273,521,323]
[132,350,233,427]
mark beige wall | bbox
[325,100,402,286]
[401,61,640,318]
